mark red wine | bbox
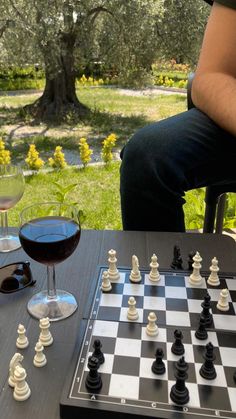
[19,216,81,265]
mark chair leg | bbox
[215,194,226,234]
[203,203,217,233]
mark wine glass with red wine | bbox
[19,202,81,321]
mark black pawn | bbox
[171,329,185,355]
[171,245,183,270]
[152,348,166,375]
[200,292,213,326]
[195,316,208,340]
[199,342,216,380]
[85,356,102,391]
[188,251,195,271]
[92,339,105,365]
[170,356,189,405]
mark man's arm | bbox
[192,2,236,136]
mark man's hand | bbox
[192,2,236,137]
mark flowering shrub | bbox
[0,138,11,165]
[48,146,67,169]
[101,133,117,164]
[77,74,105,87]
[25,144,44,170]
[178,79,187,89]
[79,137,93,167]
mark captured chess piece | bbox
[39,317,53,347]
[200,342,216,380]
[171,245,183,270]
[33,341,47,367]
[195,315,208,340]
[152,348,166,375]
[200,292,213,326]
[170,356,189,405]
[85,356,102,391]
[149,254,160,282]
[217,288,229,312]
[16,324,29,349]
[92,339,105,366]
[129,255,141,283]
[101,270,112,292]
[8,353,24,388]
[207,257,220,286]
[13,366,31,401]
[171,329,185,355]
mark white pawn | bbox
[127,296,139,320]
[149,254,160,282]
[146,312,159,336]
[8,353,24,388]
[33,341,47,367]
[189,251,203,285]
[107,249,120,280]
[16,324,29,349]
[130,255,141,283]
[101,270,112,292]
[217,288,229,311]
[39,317,53,347]
[207,257,220,286]
[13,366,31,401]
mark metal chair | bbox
[187,72,236,233]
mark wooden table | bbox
[0,230,236,419]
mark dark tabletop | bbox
[0,230,236,419]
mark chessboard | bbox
[60,253,236,419]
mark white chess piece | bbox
[101,270,112,292]
[146,312,159,336]
[33,341,47,367]
[189,251,203,285]
[149,254,160,282]
[13,366,31,401]
[217,288,229,311]
[16,324,29,349]
[207,257,220,286]
[127,296,139,320]
[8,353,24,387]
[107,249,120,280]
[129,255,141,283]
[39,317,53,346]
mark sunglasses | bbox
[0,261,36,293]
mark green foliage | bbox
[51,180,86,225]
[0,138,11,164]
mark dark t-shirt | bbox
[204,0,236,9]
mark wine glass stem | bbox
[0,211,9,238]
[47,265,57,300]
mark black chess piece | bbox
[234,371,236,384]
[195,315,208,340]
[92,339,105,365]
[85,356,102,391]
[200,292,213,326]
[199,342,216,380]
[188,251,195,271]
[171,245,183,270]
[171,329,185,355]
[152,348,166,375]
[170,356,189,405]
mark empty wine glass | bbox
[19,202,81,321]
[0,165,25,252]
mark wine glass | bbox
[0,165,25,252]
[19,202,81,321]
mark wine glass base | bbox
[0,235,21,252]
[27,290,78,321]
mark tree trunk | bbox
[25,37,89,123]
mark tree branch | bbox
[8,0,36,35]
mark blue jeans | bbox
[120,108,236,232]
